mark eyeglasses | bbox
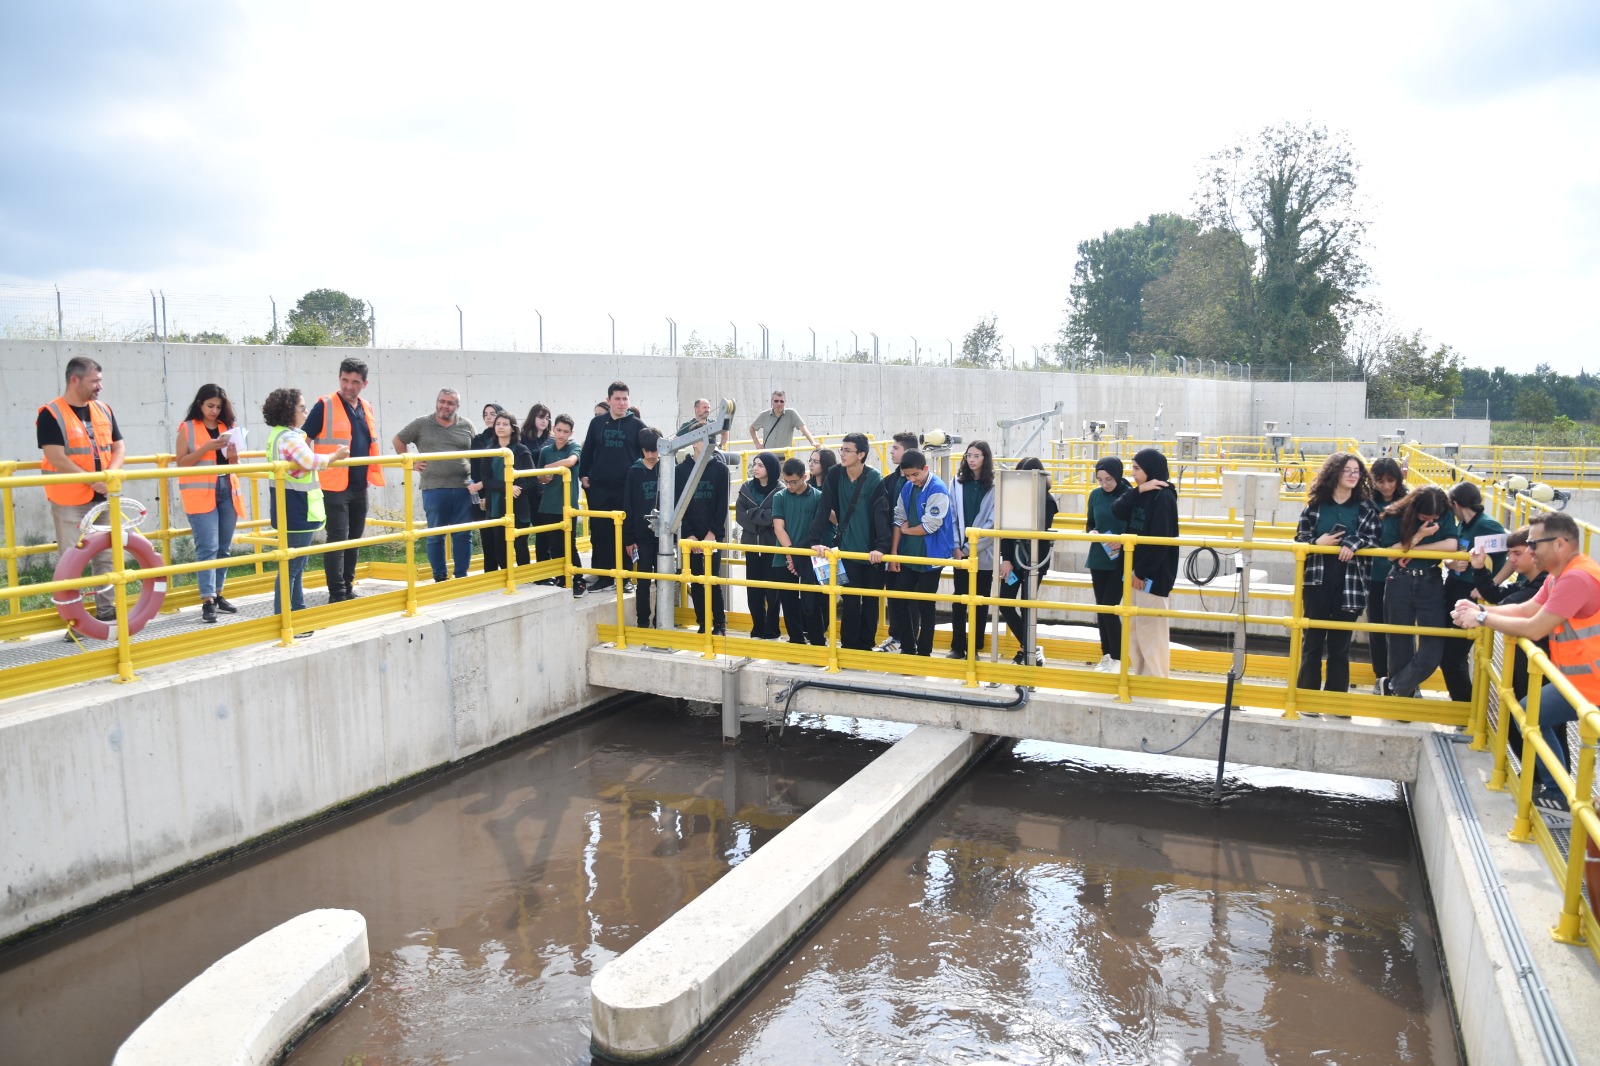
[1527,536,1563,548]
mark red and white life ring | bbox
[52,502,166,640]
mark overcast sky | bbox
[2,0,1597,370]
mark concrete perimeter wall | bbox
[1,340,1489,543]
[0,589,619,944]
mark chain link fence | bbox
[1,284,1367,380]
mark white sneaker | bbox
[874,637,901,653]
[1096,654,1115,672]
[1373,677,1389,696]
[1033,647,1046,667]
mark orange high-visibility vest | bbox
[176,419,247,517]
[1548,552,1600,704]
[38,397,114,505]
[310,394,385,491]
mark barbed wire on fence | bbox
[0,283,1369,381]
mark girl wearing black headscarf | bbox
[1086,456,1132,670]
[737,451,784,639]
[1112,447,1181,677]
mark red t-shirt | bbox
[1534,559,1600,621]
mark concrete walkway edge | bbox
[112,908,369,1066]
[590,725,986,1061]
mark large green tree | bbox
[1131,227,1255,364]
[287,288,370,347]
[1196,122,1369,369]
[1366,331,1463,417]
[1060,213,1196,358]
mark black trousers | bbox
[1090,567,1123,659]
[1366,578,1389,678]
[1297,568,1359,692]
[632,541,659,627]
[322,485,368,595]
[1439,580,1477,702]
[779,556,827,644]
[536,514,582,585]
[893,568,941,655]
[1386,567,1447,697]
[745,552,783,638]
[481,522,508,573]
[586,483,624,575]
[950,567,993,656]
[999,571,1035,645]
[689,548,724,632]
[839,559,884,650]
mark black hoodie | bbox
[1111,447,1181,596]
[677,451,730,540]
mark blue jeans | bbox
[1531,682,1580,794]
[422,488,474,580]
[189,491,237,601]
[273,530,315,614]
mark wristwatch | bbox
[1476,608,1488,626]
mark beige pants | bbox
[52,499,118,616]
[1128,589,1171,677]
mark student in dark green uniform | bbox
[1365,457,1408,691]
[1293,451,1381,693]
[1085,456,1131,671]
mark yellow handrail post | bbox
[1116,533,1132,703]
[1,464,18,621]
[401,456,418,617]
[613,509,627,648]
[107,477,138,683]
[1553,709,1597,943]
[561,470,574,591]
[154,456,182,613]
[499,448,518,595]
[1510,659,1543,843]
[274,461,295,647]
[1487,664,1515,791]
[698,541,715,659]
[1469,628,1492,750]
[964,526,980,688]
[1284,544,1307,720]
[824,547,841,674]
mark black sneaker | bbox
[588,577,615,592]
[572,580,587,598]
[214,595,238,614]
[201,601,218,624]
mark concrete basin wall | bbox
[0,590,619,944]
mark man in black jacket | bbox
[677,438,730,635]
[1112,447,1181,677]
[868,432,919,652]
[579,381,645,591]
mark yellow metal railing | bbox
[0,451,578,697]
[1402,444,1600,557]
[589,523,1481,727]
[1482,635,1600,964]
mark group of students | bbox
[712,432,1067,661]
[1292,450,1515,700]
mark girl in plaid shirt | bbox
[1294,451,1382,693]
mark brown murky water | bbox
[681,743,1460,1066]
[0,699,910,1065]
[0,705,1459,1065]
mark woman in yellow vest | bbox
[262,388,348,620]
[175,384,246,624]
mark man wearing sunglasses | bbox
[1452,513,1594,807]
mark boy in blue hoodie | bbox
[889,449,954,656]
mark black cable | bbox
[1184,546,1221,586]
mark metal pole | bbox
[1011,345,1016,370]
[536,309,543,352]
[809,326,815,360]
[55,285,62,339]
[912,335,918,364]
[368,303,376,347]
[270,296,277,343]
[667,317,676,357]
[871,332,878,363]
[758,323,768,359]
[456,305,463,350]
[851,330,859,359]
[730,321,737,357]
[160,290,167,340]
[609,313,615,355]
[948,339,954,365]
[150,290,158,342]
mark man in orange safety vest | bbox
[303,357,385,603]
